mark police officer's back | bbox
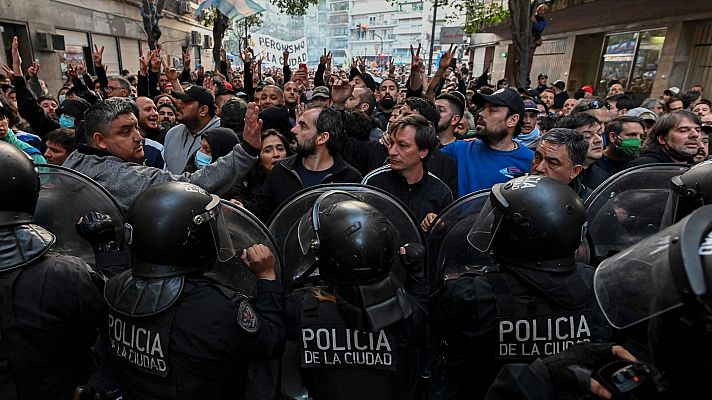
[430,175,611,400]
[284,195,427,400]
[0,141,106,399]
[103,182,284,399]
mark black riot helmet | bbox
[125,182,235,278]
[468,175,587,262]
[297,191,396,284]
[669,160,712,223]
[0,141,40,227]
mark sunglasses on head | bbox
[579,99,610,111]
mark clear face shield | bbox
[594,206,712,329]
[193,194,236,262]
[466,184,508,252]
[297,190,360,255]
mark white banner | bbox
[251,33,308,68]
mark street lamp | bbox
[372,31,384,67]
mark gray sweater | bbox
[163,116,221,174]
[63,144,257,212]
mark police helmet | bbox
[298,191,395,284]
[670,160,712,223]
[0,141,40,226]
[468,175,587,261]
[125,182,235,278]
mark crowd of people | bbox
[1,27,712,399]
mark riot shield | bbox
[206,200,284,298]
[425,189,493,293]
[583,163,689,266]
[268,184,425,293]
[34,164,125,266]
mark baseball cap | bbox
[626,107,657,123]
[664,86,680,96]
[523,99,539,113]
[538,73,548,80]
[473,88,525,121]
[553,80,566,90]
[581,85,594,95]
[172,85,215,107]
[311,86,331,100]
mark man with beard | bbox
[441,88,534,196]
[134,96,165,168]
[434,92,464,146]
[585,116,645,188]
[345,87,383,141]
[624,110,703,168]
[157,102,177,132]
[163,85,221,173]
[241,106,362,222]
[374,78,399,129]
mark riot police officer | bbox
[103,181,284,399]
[429,175,611,399]
[485,204,712,399]
[284,192,427,400]
[0,141,106,399]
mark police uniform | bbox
[286,284,426,400]
[103,181,285,400]
[0,224,105,400]
[105,273,284,399]
[428,175,613,400]
[430,258,611,399]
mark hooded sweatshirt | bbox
[3,129,46,164]
[163,116,221,173]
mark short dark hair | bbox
[665,96,684,111]
[356,88,377,115]
[605,116,645,140]
[556,112,600,130]
[380,78,400,91]
[641,110,701,153]
[403,97,439,127]
[608,94,635,111]
[37,95,58,105]
[389,114,438,163]
[343,109,373,141]
[316,106,344,155]
[436,92,465,117]
[540,128,588,166]
[84,98,135,137]
[695,99,712,109]
[46,128,77,153]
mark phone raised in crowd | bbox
[299,63,307,70]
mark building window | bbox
[412,2,423,11]
[598,28,666,101]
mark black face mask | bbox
[380,96,396,110]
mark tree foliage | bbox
[269,0,320,16]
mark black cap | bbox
[473,88,525,121]
[57,98,91,120]
[538,73,548,80]
[172,85,215,107]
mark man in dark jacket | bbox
[243,106,362,222]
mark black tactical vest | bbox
[298,291,420,400]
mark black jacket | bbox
[341,137,458,197]
[623,148,690,169]
[244,153,363,222]
[362,165,453,223]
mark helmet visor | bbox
[201,195,236,262]
[594,226,684,329]
[466,198,503,252]
[297,209,318,255]
[297,190,361,255]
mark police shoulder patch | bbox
[237,300,259,333]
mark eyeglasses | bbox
[578,100,610,111]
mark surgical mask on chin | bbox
[195,150,212,169]
[58,114,75,128]
[615,137,641,157]
[58,94,66,104]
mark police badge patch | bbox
[238,300,259,333]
